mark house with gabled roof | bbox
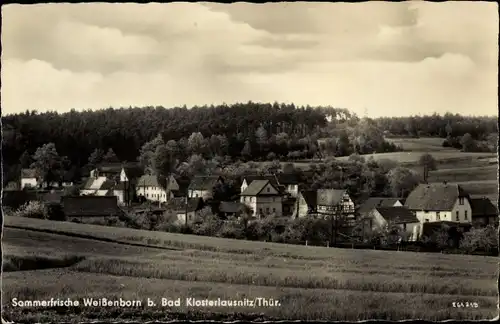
[404,183,472,224]
[295,190,318,218]
[469,197,498,227]
[166,175,191,197]
[136,175,170,204]
[364,206,420,241]
[316,189,355,215]
[240,179,283,218]
[188,175,224,200]
[20,169,38,189]
[240,175,280,194]
[166,197,205,225]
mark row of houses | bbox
[15,163,498,242]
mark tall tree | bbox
[418,153,437,182]
[138,134,165,174]
[241,140,252,160]
[255,126,268,153]
[152,145,173,188]
[88,148,104,167]
[387,167,420,198]
[460,133,475,152]
[20,150,32,169]
[30,143,62,186]
[103,148,120,163]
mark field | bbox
[384,137,456,152]
[2,216,499,322]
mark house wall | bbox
[21,178,38,189]
[256,196,283,217]
[119,169,129,182]
[240,180,249,193]
[113,190,125,205]
[317,193,355,214]
[415,198,472,224]
[286,184,299,197]
[296,194,310,218]
[188,189,211,199]
[136,186,169,203]
[393,200,403,207]
[175,211,197,225]
[166,176,180,191]
[451,198,472,223]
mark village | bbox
[5,159,498,251]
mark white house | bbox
[404,183,472,224]
[240,179,283,218]
[364,206,420,241]
[188,175,224,199]
[20,169,38,189]
[136,175,170,204]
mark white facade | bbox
[21,178,38,189]
[240,183,283,217]
[188,189,211,199]
[415,197,472,224]
[240,179,251,193]
[285,184,299,197]
[136,185,169,203]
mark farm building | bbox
[188,175,225,199]
[469,197,498,227]
[404,183,472,224]
[166,197,205,225]
[362,206,420,241]
[136,175,170,204]
[20,169,38,189]
[357,197,405,216]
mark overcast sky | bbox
[1,2,498,117]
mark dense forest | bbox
[2,102,497,188]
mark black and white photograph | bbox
[1,1,499,322]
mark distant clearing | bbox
[384,137,456,152]
[2,217,498,322]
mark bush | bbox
[14,201,48,219]
[217,220,245,239]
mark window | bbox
[259,208,263,214]
[465,210,468,220]
[456,211,459,221]
[266,207,270,214]
[425,219,429,222]
[273,208,276,213]
[266,187,270,192]
[436,212,440,220]
[459,197,464,205]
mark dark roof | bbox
[100,179,116,190]
[317,189,347,206]
[358,197,404,214]
[62,196,120,217]
[300,190,317,208]
[96,163,122,174]
[404,183,469,211]
[219,201,246,214]
[375,207,418,224]
[241,180,281,196]
[470,197,498,217]
[122,165,143,179]
[167,197,203,212]
[137,175,162,188]
[37,190,65,203]
[188,176,224,191]
[21,169,37,178]
[241,175,278,186]
[173,176,191,194]
[275,173,301,185]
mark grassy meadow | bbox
[2,216,499,322]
